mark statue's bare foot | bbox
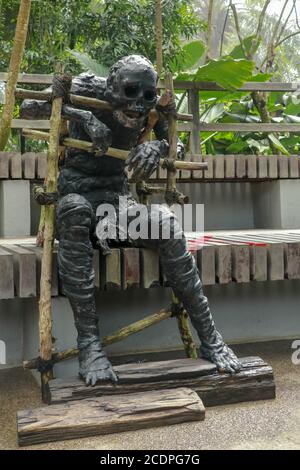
[79,346,118,386]
[200,343,242,374]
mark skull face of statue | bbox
[105,55,158,129]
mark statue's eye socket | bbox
[124,85,139,98]
[144,90,156,101]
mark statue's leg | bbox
[130,204,241,374]
[57,194,117,386]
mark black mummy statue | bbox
[21,55,242,386]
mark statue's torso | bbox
[58,73,143,209]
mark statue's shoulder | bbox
[71,73,107,100]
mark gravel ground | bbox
[1,341,299,450]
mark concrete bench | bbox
[1,229,300,300]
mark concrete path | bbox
[1,341,300,450]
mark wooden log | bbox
[23,309,173,370]
[0,247,14,299]
[17,388,205,447]
[2,244,36,297]
[48,356,275,409]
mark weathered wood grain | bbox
[215,244,232,284]
[236,155,247,179]
[258,156,268,179]
[0,152,10,178]
[198,245,215,286]
[247,155,257,179]
[122,248,140,289]
[101,249,121,290]
[9,152,22,179]
[140,249,160,288]
[22,152,36,179]
[225,155,235,179]
[18,387,205,446]
[49,356,275,409]
[0,247,14,299]
[231,244,250,283]
[2,244,36,297]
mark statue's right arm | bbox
[20,74,112,153]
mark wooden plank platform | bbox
[49,356,275,408]
[17,387,205,447]
[1,230,300,298]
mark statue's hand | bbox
[127,139,169,182]
[200,342,242,375]
[89,120,113,155]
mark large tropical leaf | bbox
[195,59,254,90]
[268,134,290,155]
[170,40,206,73]
[177,58,254,90]
[69,50,109,77]
[229,36,260,60]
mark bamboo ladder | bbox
[22,0,207,402]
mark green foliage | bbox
[69,51,109,77]
[169,40,206,73]
[0,0,204,74]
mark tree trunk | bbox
[0,0,32,150]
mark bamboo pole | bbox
[165,77,198,359]
[155,0,198,360]
[38,72,71,403]
[23,308,173,370]
[0,0,32,150]
[155,0,164,76]
[15,88,193,122]
[22,129,208,171]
